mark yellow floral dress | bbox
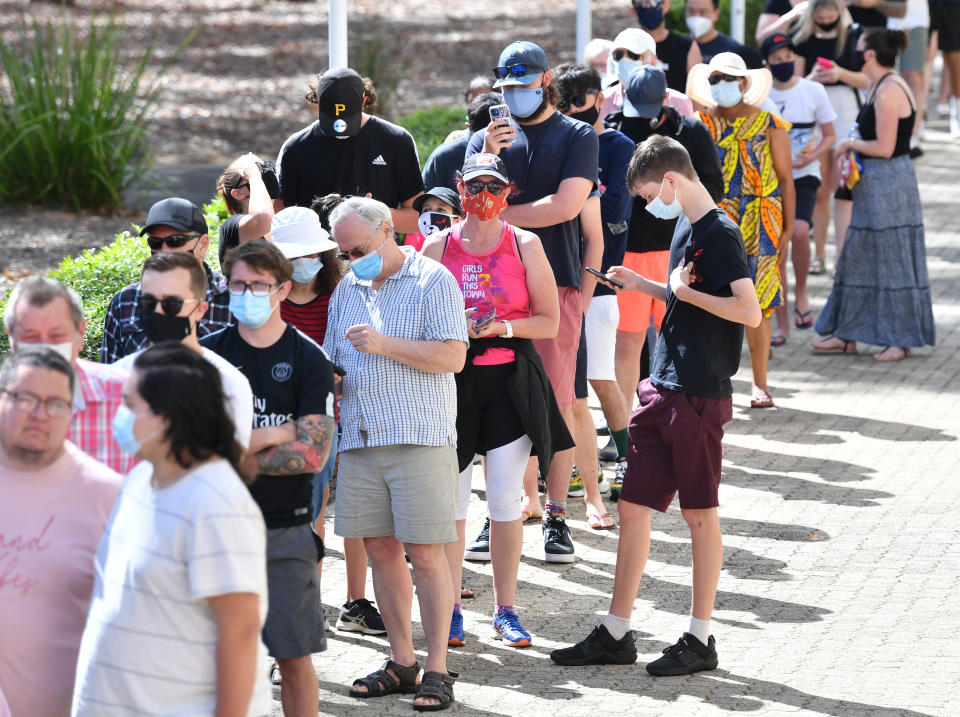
[698,110,791,313]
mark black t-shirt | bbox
[651,209,750,398]
[762,0,791,13]
[595,129,636,297]
[200,324,334,528]
[466,111,599,289]
[423,134,471,193]
[656,30,694,92]
[760,0,896,29]
[217,214,247,264]
[795,29,864,84]
[277,115,424,209]
[696,32,764,69]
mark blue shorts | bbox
[311,428,338,521]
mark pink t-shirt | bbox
[0,442,121,717]
[442,221,531,366]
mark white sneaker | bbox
[950,96,960,138]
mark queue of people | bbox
[0,2,941,713]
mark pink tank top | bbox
[442,221,531,365]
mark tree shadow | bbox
[722,466,893,507]
[723,444,877,484]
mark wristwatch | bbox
[502,320,513,338]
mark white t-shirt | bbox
[115,347,253,449]
[72,458,270,716]
[769,77,838,180]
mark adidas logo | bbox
[371,155,387,166]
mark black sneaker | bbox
[464,517,491,562]
[598,436,619,463]
[543,514,575,563]
[610,458,626,501]
[336,598,387,635]
[645,633,718,676]
[550,625,637,665]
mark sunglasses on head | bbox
[558,89,599,112]
[493,63,543,80]
[139,293,199,316]
[708,73,741,85]
[146,233,201,251]
[465,180,507,196]
[612,48,642,62]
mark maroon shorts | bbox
[621,379,733,512]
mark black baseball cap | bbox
[139,197,208,236]
[413,187,462,215]
[316,67,364,138]
[461,153,510,183]
[761,33,795,60]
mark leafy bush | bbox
[0,13,193,210]
[396,106,467,169]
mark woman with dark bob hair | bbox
[72,344,271,716]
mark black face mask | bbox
[141,312,192,345]
[569,106,600,126]
[815,19,839,31]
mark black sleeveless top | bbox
[856,73,915,158]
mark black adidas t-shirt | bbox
[651,209,750,399]
[277,115,424,209]
[201,324,334,528]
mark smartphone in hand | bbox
[473,307,497,330]
[585,266,624,289]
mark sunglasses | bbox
[146,233,201,251]
[337,227,382,262]
[708,73,742,85]
[465,180,507,196]
[493,63,543,80]
[611,48,642,62]
[139,293,199,316]
[558,89,599,112]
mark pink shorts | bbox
[533,286,581,410]
[617,250,669,333]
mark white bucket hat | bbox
[686,52,773,109]
[270,206,337,259]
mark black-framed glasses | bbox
[146,233,201,251]
[337,227,381,262]
[1,388,72,418]
[708,73,741,85]
[558,89,599,112]
[611,49,642,62]
[139,294,199,316]
[493,63,543,80]
[226,281,278,297]
[233,181,249,192]
[465,180,507,196]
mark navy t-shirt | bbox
[466,111,599,289]
[651,208,750,398]
[423,134,470,193]
[595,129,635,297]
[201,324,335,528]
[696,32,764,69]
[656,31,694,92]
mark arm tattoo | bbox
[256,414,335,476]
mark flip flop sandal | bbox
[794,308,814,329]
[873,346,910,362]
[587,512,616,530]
[771,332,787,346]
[349,660,420,699]
[811,338,857,355]
[750,388,774,409]
[412,670,458,712]
[809,256,826,274]
[521,510,542,524]
[460,585,475,600]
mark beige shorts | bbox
[334,444,458,544]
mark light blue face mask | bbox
[229,291,277,329]
[502,86,544,120]
[645,179,683,220]
[617,57,644,83]
[112,404,160,456]
[291,257,323,283]
[711,80,743,108]
[349,229,385,281]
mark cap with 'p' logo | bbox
[316,67,364,138]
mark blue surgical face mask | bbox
[711,80,743,108]
[617,57,644,83]
[291,257,323,283]
[637,6,664,29]
[502,86,544,120]
[112,404,160,456]
[645,178,683,220]
[229,291,278,329]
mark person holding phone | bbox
[422,152,572,650]
[215,152,279,264]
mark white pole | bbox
[731,0,746,44]
[329,0,348,69]
[576,0,591,64]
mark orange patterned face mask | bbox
[460,188,509,221]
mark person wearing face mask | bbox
[72,344,270,717]
[4,275,132,473]
[201,239,336,717]
[423,92,503,195]
[631,0,703,91]
[0,348,121,717]
[685,0,764,68]
[764,33,838,344]
[112,251,254,451]
[467,40,599,566]
[215,152,280,264]
[403,186,464,252]
[100,197,233,363]
[688,53,795,408]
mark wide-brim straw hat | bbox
[686,52,773,109]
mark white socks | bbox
[603,612,632,641]
[687,616,711,645]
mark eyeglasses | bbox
[558,89,599,112]
[226,281,278,297]
[139,294,199,316]
[146,233,201,251]
[1,388,72,418]
[233,182,249,191]
[708,73,741,85]
[465,180,507,196]
[611,49,642,62]
[493,64,543,81]
[337,227,381,262]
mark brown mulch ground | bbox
[0,0,636,290]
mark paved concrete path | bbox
[283,118,960,716]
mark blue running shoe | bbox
[492,609,532,648]
[448,609,465,647]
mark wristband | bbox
[502,320,513,338]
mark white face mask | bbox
[645,178,683,220]
[13,339,75,364]
[617,57,644,83]
[711,79,743,108]
[686,15,713,38]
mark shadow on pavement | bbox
[724,444,877,484]
[722,466,893,507]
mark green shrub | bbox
[0,13,194,210]
[396,106,467,169]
